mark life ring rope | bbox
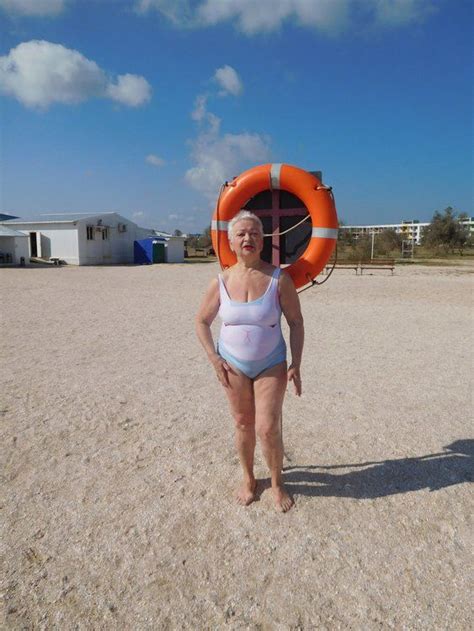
[263,213,310,237]
[298,242,338,292]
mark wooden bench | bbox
[359,258,395,274]
[324,258,395,275]
[324,259,359,274]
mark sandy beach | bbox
[1,262,472,630]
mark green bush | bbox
[422,207,471,255]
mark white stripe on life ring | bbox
[312,227,338,239]
[211,220,229,230]
[270,163,282,189]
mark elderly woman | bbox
[196,210,304,512]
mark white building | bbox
[340,218,474,245]
[0,224,29,265]
[0,212,153,265]
[460,217,474,238]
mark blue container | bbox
[134,239,166,264]
[134,239,153,264]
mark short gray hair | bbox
[228,210,263,240]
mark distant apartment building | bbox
[340,218,473,245]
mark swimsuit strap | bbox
[217,274,229,303]
[270,267,282,305]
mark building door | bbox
[102,231,112,262]
[29,232,37,257]
[152,242,165,263]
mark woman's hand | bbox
[287,364,302,396]
[280,272,304,396]
[211,355,233,388]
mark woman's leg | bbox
[254,361,293,512]
[222,367,257,505]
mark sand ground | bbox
[1,262,473,630]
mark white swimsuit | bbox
[217,268,287,378]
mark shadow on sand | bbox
[281,439,473,499]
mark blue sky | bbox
[0,0,472,233]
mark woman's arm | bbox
[195,278,232,387]
[279,271,304,396]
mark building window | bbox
[102,228,109,240]
[87,226,94,240]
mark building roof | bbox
[341,222,429,229]
[143,229,186,240]
[0,225,29,237]
[1,212,120,224]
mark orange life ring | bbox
[211,163,338,289]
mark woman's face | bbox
[230,219,263,258]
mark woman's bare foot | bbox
[236,478,257,506]
[272,485,294,512]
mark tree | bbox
[198,224,212,248]
[375,229,402,256]
[337,220,356,247]
[422,207,469,254]
[353,234,372,261]
[173,229,183,236]
[186,235,199,248]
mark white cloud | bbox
[197,0,301,34]
[0,40,152,109]
[186,110,271,203]
[214,65,243,96]
[0,41,104,108]
[191,94,207,121]
[146,154,166,167]
[168,213,178,220]
[187,70,270,202]
[191,94,221,134]
[138,0,436,34]
[106,73,151,107]
[371,0,436,26]
[186,130,271,202]
[132,210,145,219]
[141,0,352,34]
[0,0,65,16]
[135,0,194,25]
